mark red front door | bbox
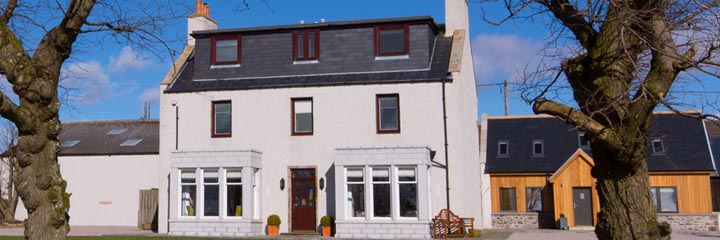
[291,169,316,232]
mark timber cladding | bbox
[649,173,712,213]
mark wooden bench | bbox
[432,209,475,238]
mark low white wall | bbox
[16,154,159,226]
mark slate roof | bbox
[58,120,159,156]
[485,113,715,173]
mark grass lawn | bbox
[0,237,256,240]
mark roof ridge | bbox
[63,119,159,124]
[485,110,703,120]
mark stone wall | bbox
[658,213,720,231]
[169,219,263,237]
[492,212,539,229]
[335,221,432,239]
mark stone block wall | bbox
[492,212,539,229]
[335,221,432,239]
[658,213,720,231]
[169,219,263,237]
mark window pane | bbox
[379,97,398,109]
[379,96,399,130]
[294,100,313,133]
[204,170,218,183]
[653,140,664,153]
[500,188,516,211]
[533,142,543,155]
[579,133,589,147]
[347,168,364,182]
[379,28,405,54]
[526,188,543,211]
[214,102,231,135]
[215,39,238,62]
[297,34,305,58]
[204,184,219,216]
[181,171,196,183]
[499,142,508,155]
[373,183,391,217]
[372,168,390,182]
[347,184,365,217]
[659,188,677,212]
[227,170,242,183]
[226,185,243,217]
[308,34,316,58]
[398,167,416,182]
[181,185,196,216]
[400,183,417,217]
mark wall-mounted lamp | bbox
[280,178,285,191]
[319,178,325,190]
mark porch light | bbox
[280,178,285,191]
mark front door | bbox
[573,187,593,226]
[291,168,316,232]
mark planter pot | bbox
[267,225,279,236]
[322,226,331,237]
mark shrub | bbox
[320,215,334,226]
[267,214,281,226]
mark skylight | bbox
[61,140,80,148]
[120,139,143,146]
[106,128,128,135]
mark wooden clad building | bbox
[481,113,716,229]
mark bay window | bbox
[345,166,421,219]
[226,169,243,217]
[372,167,391,218]
[203,170,219,217]
[398,167,418,218]
[177,167,258,219]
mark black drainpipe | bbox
[175,106,179,150]
[442,77,451,210]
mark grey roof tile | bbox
[59,120,158,156]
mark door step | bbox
[569,226,595,231]
[282,232,320,236]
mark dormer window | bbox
[293,30,319,61]
[375,25,409,57]
[211,36,241,65]
[532,140,544,156]
[652,139,664,154]
[578,132,590,149]
[498,141,509,156]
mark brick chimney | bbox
[187,0,217,46]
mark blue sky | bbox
[2,1,713,122]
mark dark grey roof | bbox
[192,16,441,36]
[485,114,715,173]
[58,120,158,156]
[165,35,452,93]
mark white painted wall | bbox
[15,154,159,226]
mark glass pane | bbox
[379,97,398,109]
[347,184,365,217]
[499,143,508,155]
[398,167,416,182]
[534,142,543,154]
[204,170,218,183]
[180,185,196,216]
[653,140,663,153]
[380,109,398,130]
[204,185,219,216]
[526,188,543,211]
[372,168,389,182]
[659,188,677,212]
[500,188,516,211]
[292,169,315,178]
[181,171,196,183]
[295,113,312,132]
[308,34,316,58]
[215,103,231,113]
[226,185,243,217]
[347,168,364,182]
[227,170,242,183]
[400,183,417,217]
[215,40,238,62]
[297,34,305,58]
[294,101,312,114]
[379,28,406,54]
[373,183,391,217]
[214,102,231,135]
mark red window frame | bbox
[293,30,320,61]
[211,100,232,138]
[374,25,409,56]
[291,98,314,136]
[376,94,400,134]
[211,35,242,65]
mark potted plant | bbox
[320,215,334,236]
[267,214,281,236]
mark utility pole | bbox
[504,79,509,116]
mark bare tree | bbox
[0,121,18,223]
[479,0,720,238]
[0,0,189,239]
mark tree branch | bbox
[1,0,17,22]
[542,0,598,50]
[533,97,620,147]
[0,91,25,126]
[32,0,96,72]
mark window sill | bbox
[293,60,319,65]
[377,129,400,134]
[211,64,241,69]
[375,55,409,61]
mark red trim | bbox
[291,98,314,136]
[374,25,409,57]
[376,94,400,134]
[292,30,320,61]
[211,35,242,65]
[211,100,232,138]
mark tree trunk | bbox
[591,137,671,240]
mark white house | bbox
[158,0,480,238]
[14,120,159,227]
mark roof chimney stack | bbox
[187,0,217,46]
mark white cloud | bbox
[108,46,152,73]
[472,34,544,84]
[60,61,132,105]
[138,87,160,103]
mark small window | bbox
[226,169,243,217]
[651,187,677,213]
[180,170,197,217]
[377,94,400,134]
[532,140,544,156]
[652,139,664,154]
[203,169,220,217]
[212,101,232,137]
[498,141,509,156]
[371,167,391,217]
[120,139,143,146]
[106,128,127,135]
[346,168,365,218]
[292,98,313,135]
[211,36,241,65]
[375,25,409,56]
[61,140,80,148]
[526,187,543,212]
[578,132,590,148]
[293,30,319,61]
[398,167,418,218]
[499,187,516,211]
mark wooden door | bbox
[291,169,316,232]
[573,187,593,226]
